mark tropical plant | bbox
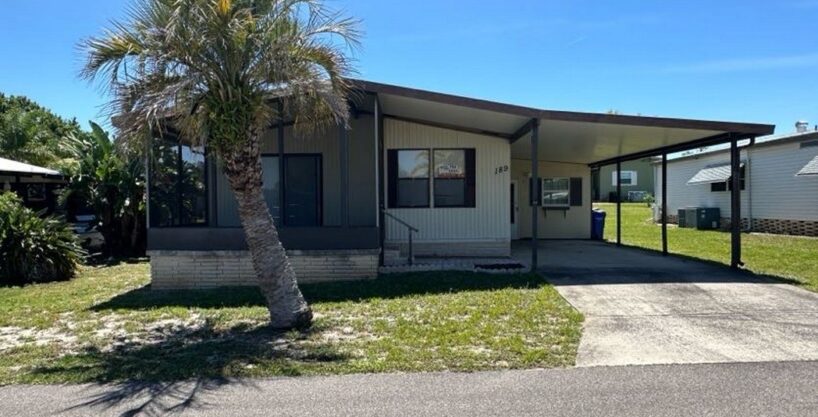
[81,0,359,329]
[0,193,85,285]
[60,122,146,256]
[0,93,82,168]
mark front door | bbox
[510,180,519,239]
[285,155,322,226]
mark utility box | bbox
[678,208,696,228]
[695,207,720,230]
[678,207,720,229]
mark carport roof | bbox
[352,79,775,166]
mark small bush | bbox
[0,193,85,285]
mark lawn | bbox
[596,202,818,291]
[0,262,582,384]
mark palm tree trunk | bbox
[221,139,312,330]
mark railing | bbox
[382,210,419,265]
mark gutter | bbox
[741,137,756,232]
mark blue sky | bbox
[1,0,816,135]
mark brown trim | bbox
[351,79,774,136]
[383,114,512,140]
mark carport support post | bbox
[730,136,741,268]
[616,160,622,246]
[661,152,668,255]
[530,120,540,272]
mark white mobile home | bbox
[654,128,818,236]
[146,80,774,289]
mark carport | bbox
[353,80,775,269]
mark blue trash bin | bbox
[591,209,606,240]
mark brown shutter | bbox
[465,149,476,207]
[570,177,583,207]
[387,150,398,208]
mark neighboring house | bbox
[145,79,773,289]
[654,123,818,236]
[0,157,65,214]
[593,158,655,202]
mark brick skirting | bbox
[662,215,818,237]
[148,249,379,290]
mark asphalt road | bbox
[2,361,817,417]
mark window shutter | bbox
[465,149,476,207]
[570,177,583,207]
[387,150,398,208]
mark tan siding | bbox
[512,159,592,239]
[384,119,510,250]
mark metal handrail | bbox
[381,209,418,265]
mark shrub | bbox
[0,193,85,285]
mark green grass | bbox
[0,262,582,384]
[596,202,818,291]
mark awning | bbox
[796,155,818,176]
[687,162,744,185]
[0,157,61,177]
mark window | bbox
[612,170,638,186]
[542,177,570,207]
[711,166,745,192]
[150,139,207,227]
[388,149,476,208]
[395,150,430,207]
[434,149,468,207]
[260,155,322,227]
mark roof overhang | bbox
[351,79,775,166]
[796,155,818,177]
[687,162,745,185]
[0,157,62,178]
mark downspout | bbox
[741,137,756,232]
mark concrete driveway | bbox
[513,241,818,367]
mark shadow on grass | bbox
[92,271,548,311]
[36,319,348,417]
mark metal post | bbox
[530,120,540,272]
[408,231,414,265]
[661,152,668,255]
[339,124,349,228]
[277,102,286,226]
[730,135,742,268]
[616,160,622,246]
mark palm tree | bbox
[81,0,360,329]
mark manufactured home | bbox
[654,125,818,236]
[0,157,65,214]
[146,80,774,289]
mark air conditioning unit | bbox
[677,207,720,229]
[678,208,696,228]
[695,207,720,230]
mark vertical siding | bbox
[215,115,377,227]
[513,159,592,239]
[656,142,818,222]
[384,119,510,243]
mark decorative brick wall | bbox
[661,215,818,237]
[148,249,379,290]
